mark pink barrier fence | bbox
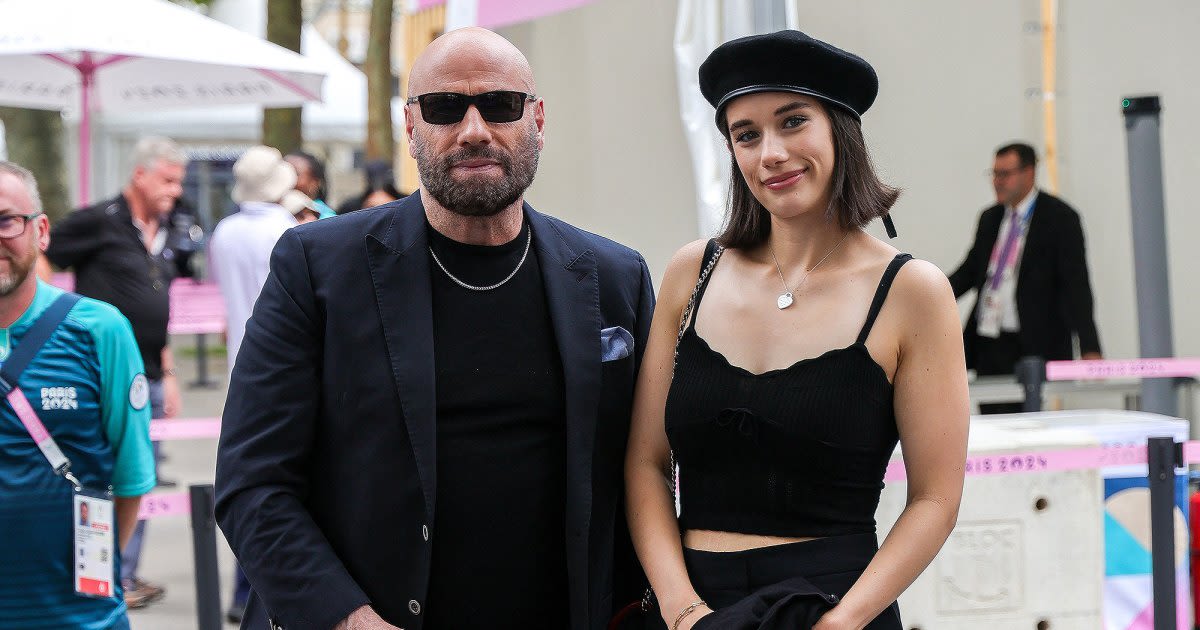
[49,272,226,335]
[137,490,191,520]
[149,417,221,441]
[1047,357,1200,381]
[884,443,1162,482]
[137,418,221,519]
[167,281,225,335]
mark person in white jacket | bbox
[208,146,298,373]
[205,144,298,623]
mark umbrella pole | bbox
[79,52,94,204]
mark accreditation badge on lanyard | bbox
[73,489,117,598]
[6,386,117,599]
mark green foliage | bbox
[0,107,71,222]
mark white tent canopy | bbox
[0,0,325,113]
[102,26,370,144]
[102,0,404,145]
[0,0,328,201]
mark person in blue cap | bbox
[625,30,969,629]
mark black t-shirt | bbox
[44,194,198,380]
[424,219,569,628]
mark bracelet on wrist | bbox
[672,600,707,630]
[162,368,177,377]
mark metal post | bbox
[195,160,213,238]
[1015,356,1046,412]
[189,484,222,630]
[1122,96,1177,416]
[189,332,216,389]
[1146,437,1177,630]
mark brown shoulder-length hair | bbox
[715,101,900,250]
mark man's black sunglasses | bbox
[407,91,537,125]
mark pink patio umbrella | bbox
[0,0,326,202]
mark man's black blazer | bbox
[215,194,655,630]
[948,190,1101,370]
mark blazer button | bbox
[422,524,429,541]
[409,600,422,615]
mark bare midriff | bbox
[683,529,822,552]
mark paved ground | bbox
[127,339,237,630]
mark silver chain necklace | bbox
[768,232,850,309]
[429,228,532,292]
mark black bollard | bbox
[1014,356,1046,412]
[189,484,222,630]
[188,333,218,389]
[1146,436,1178,630]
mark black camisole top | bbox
[665,241,913,537]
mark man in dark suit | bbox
[215,28,654,630]
[948,142,1101,413]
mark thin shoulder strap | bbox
[668,240,723,507]
[856,253,913,345]
[679,239,724,335]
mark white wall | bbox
[1055,0,1200,361]
[795,0,1200,363]
[503,0,1200,368]
[499,0,699,280]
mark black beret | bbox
[699,29,879,123]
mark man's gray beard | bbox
[0,244,36,296]
[0,260,31,296]
[414,128,540,218]
[0,275,17,296]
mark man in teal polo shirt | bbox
[0,161,155,629]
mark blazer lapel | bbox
[527,205,601,628]
[365,195,438,519]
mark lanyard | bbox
[987,200,1036,291]
[0,293,83,489]
[7,387,80,487]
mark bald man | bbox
[215,28,654,630]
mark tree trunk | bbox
[365,0,395,161]
[262,0,303,152]
[0,107,71,222]
[337,0,350,59]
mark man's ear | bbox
[35,214,51,252]
[405,106,418,159]
[533,99,546,150]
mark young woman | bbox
[625,30,970,630]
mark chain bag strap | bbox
[639,240,725,616]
